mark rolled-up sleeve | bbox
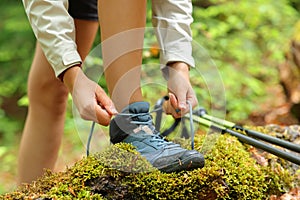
[152,0,195,68]
[23,0,82,77]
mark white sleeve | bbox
[152,0,195,68]
[22,0,82,77]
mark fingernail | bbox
[179,103,186,109]
[111,107,118,114]
[175,108,181,113]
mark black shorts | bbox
[68,0,98,21]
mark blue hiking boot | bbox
[109,102,205,173]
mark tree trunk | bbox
[278,40,300,121]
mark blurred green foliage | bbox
[0,0,34,136]
[191,0,299,120]
[1,0,299,139]
[1,0,300,141]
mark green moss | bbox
[1,130,297,199]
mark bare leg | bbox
[17,19,98,184]
[98,0,146,111]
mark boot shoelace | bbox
[121,111,177,148]
[86,101,195,156]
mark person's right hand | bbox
[63,66,117,126]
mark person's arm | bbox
[22,0,82,77]
[152,0,197,117]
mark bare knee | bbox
[26,44,70,116]
[28,78,69,116]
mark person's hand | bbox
[63,66,117,125]
[163,62,198,118]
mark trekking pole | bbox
[186,112,300,165]
[193,108,300,153]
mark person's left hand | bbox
[163,62,198,118]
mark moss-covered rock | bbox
[1,128,299,200]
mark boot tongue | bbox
[122,102,150,113]
[122,102,151,122]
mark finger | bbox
[95,104,113,126]
[187,95,198,109]
[169,93,178,109]
[95,86,118,115]
[169,93,188,116]
[186,89,198,109]
[175,91,187,111]
[169,93,182,118]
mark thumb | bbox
[169,93,178,109]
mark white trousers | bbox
[152,0,195,68]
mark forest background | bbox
[1,0,300,194]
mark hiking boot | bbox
[109,102,205,173]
